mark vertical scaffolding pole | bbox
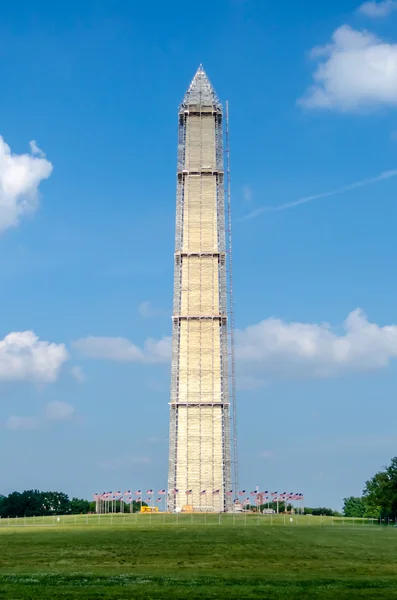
[225,101,239,500]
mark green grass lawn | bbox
[0,515,396,599]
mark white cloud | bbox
[73,335,171,364]
[0,331,69,383]
[7,401,75,431]
[138,301,153,318]
[73,310,397,380]
[71,365,86,383]
[44,401,75,421]
[242,185,253,202]
[240,169,397,220]
[29,140,46,157]
[143,337,172,362]
[358,0,397,17]
[299,25,397,111]
[236,309,397,379]
[7,416,40,430]
[0,136,53,233]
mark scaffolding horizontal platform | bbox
[169,402,230,407]
[175,251,226,258]
[172,315,227,320]
[179,107,222,115]
[178,169,224,175]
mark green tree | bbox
[310,507,334,516]
[1,492,24,517]
[41,491,70,515]
[132,500,147,513]
[342,497,366,518]
[363,460,397,519]
[69,498,91,514]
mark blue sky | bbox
[1,0,397,508]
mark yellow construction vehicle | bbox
[140,506,159,513]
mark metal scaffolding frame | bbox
[225,101,239,500]
[168,66,236,512]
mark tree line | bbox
[257,503,341,515]
[0,490,148,518]
[343,457,397,519]
[0,490,95,518]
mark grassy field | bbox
[0,514,396,599]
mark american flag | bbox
[114,491,122,496]
[146,489,153,494]
[147,497,152,501]
[137,497,142,501]
[185,489,192,494]
[271,491,277,497]
[226,490,233,496]
[124,490,131,495]
[213,489,220,495]
[250,491,257,496]
[156,498,162,503]
[238,490,246,496]
[134,490,141,495]
[158,489,166,494]
[171,488,179,494]
[199,490,206,495]
[127,496,132,502]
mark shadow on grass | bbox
[1,574,397,599]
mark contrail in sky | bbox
[239,169,397,222]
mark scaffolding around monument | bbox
[168,66,237,512]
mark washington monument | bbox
[168,66,237,512]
